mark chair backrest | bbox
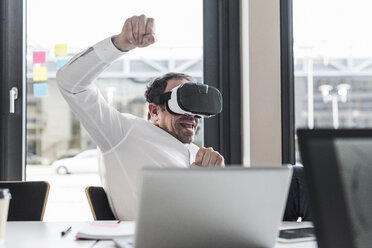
[0,181,50,221]
[85,186,116,221]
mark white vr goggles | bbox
[152,83,223,118]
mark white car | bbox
[51,149,98,174]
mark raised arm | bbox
[57,15,156,152]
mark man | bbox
[57,15,223,221]
[57,15,311,221]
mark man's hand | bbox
[112,15,156,52]
[191,147,225,167]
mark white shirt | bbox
[56,37,200,220]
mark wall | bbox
[241,0,282,165]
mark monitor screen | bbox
[333,138,372,248]
[298,129,372,248]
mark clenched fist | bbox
[112,14,156,52]
[192,147,225,167]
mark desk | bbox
[1,221,317,248]
[0,222,95,248]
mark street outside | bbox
[26,165,101,221]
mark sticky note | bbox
[33,67,47,82]
[54,44,67,56]
[33,51,46,64]
[56,59,69,70]
[33,83,48,97]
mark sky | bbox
[27,0,372,58]
[293,0,372,57]
[27,0,203,52]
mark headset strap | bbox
[152,92,172,104]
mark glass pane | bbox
[294,0,372,163]
[26,0,203,220]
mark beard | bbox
[172,116,198,144]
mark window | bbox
[293,0,372,163]
[27,0,203,220]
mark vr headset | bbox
[152,83,222,118]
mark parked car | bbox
[51,149,98,174]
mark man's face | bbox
[153,78,200,144]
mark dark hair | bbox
[145,72,194,119]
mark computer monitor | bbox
[297,129,372,248]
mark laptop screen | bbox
[297,129,372,248]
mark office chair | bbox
[85,186,116,220]
[0,181,50,221]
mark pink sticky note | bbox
[33,51,46,64]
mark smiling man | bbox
[147,75,200,143]
[57,15,224,221]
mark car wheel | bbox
[57,166,70,175]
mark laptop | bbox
[297,129,372,248]
[115,166,293,248]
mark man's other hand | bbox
[191,147,225,167]
[113,14,156,52]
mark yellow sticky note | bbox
[33,67,47,82]
[54,44,67,56]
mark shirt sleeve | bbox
[56,37,135,153]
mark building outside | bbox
[26,48,203,165]
[26,41,372,166]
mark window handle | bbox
[9,87,18,114]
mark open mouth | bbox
[180,122,195,133]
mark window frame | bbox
[203,0,242,165]
[0,0,26,180]
[280,0,295,164]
